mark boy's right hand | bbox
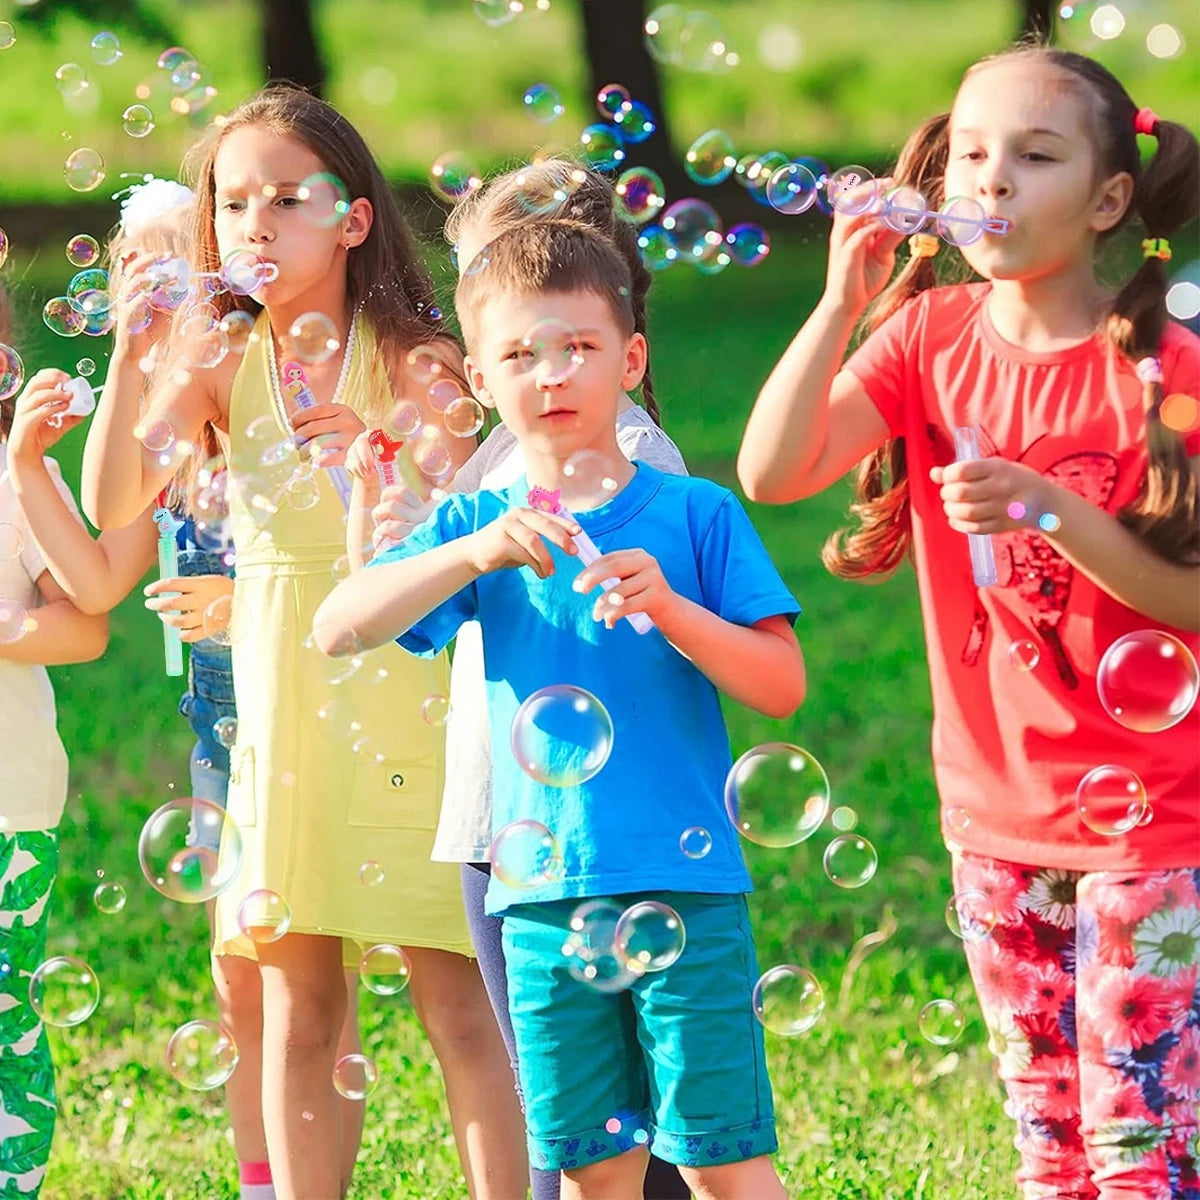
[824,176,907,314]
[466,507,580,579]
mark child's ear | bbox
[1091,170,1133,234]
[619,331,648,392]
[464,355,495,408]
[343,197,374,250]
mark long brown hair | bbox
[181,84,456,415]
[824,45,1200,580]
[444,159,663,426]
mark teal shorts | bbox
[501,890,778,1172]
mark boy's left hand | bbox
[573,549,677,629]
[292,403,366,468]
[930,459,1054,535]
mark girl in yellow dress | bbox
[81,86,526,1200]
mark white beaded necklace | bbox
[266,309,359,434]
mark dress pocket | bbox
[225,743,258,828]
[347,754,441,830]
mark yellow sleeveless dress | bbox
[212,312,471,963]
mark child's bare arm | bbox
[0,571,108,665]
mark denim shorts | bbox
[502,891,778,1172]
[179,643,235,849]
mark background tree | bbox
[260,0,326,96]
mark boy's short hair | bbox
[455,219,635,351]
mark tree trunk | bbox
[1019,0,1056,41]
[260,0,326,95]
[577,0,684,193]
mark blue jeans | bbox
[179,643,235,851]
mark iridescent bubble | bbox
[644,5,687,65]
[0,227,8,269]
[523,83,564,123]
[489,819,564,888]
[830,805,857,832]
[827,165,877,215]
[562,898,638,993]
[936,196,988,247]
[945,807,971,836]
[166,56,201,93]
[473,0,519,26]
[0,343,24,400]
[680,826,711,859]
[520,316,586,386]
[0,596,30,644]
[93,881,126,914]
[360,943,411,996]
[333,1054,379,1100]
[693,238,731,276]
[945,888,998,943]
[122,104,155,138]
[794,157,834,215]
[28,957,100,1027]
[75,357,96,378]
[878,185,930,235]
[236,889,292,943]
[766,162,818,214]
[156,46,193,71]
[359,860,385,888]
[1096,630,1198,732]
[67,269,108,300]
[220,249,277,296]
[613,100,655,143]
[614,167,666,225]
[405,344,446,385]
[1006,639,1040,672]
[388,400,422,439]
[166,1019,239,1090]
[561,449,619,510]
[1076,765,1148,836]
[511,164,584,217]
[724,743,830,848]
[138,798,243,903]
[64,147,105,193]
[823,834,878,889]
[410,428,453,482]
[0,524,24,561]
[54,62,89,99]
[614,900,685,973]
[741,151,790,204]
[443,395,485,438]
[430,152,482,203]
[685,129,736,185]
[0,23,14,51]
[579,123,626,172]
[677,9,737,71]
[296,172,351,227]
[726,222,770,267]
[595,82,631,120]
[66,233,100,267]
[752,965,824,1036]
[636,224,677,271]
[219,310,257,355]
[136,417,175,454]
[146,257,191,311]
[90,31,122,66]
[288,312,340,365]
[919,999,965,1045]
[180,312,229,370]
[660,198,722,260]
[421,693,449,725]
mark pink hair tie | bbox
[1134,107,1159,136]
[1135,356,1163,384]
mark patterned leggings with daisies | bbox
[952,851,1200,1200]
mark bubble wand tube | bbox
[527,486,654,636]
[152,493,185,677]
[281,361,353,511]
[368,429,404,551]
[952,426,998,588]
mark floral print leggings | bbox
[952,851,1200,1200]
[0,830,58,1198]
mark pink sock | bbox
[239,1161,276,1200]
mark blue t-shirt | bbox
[372,463,800,914]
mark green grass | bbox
[0,0,1195,204]
[7,232,1019,1199]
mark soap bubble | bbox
[661,198,722,260]
[752,965,824,1036]
[614,900,685,973]
[937,196,989,247]
[561,448,619,510]
[297,172,351,227]
[1096,630,1198,732]
[334,1054,379,1100]
[0,227,7,269]
[579,123,626,172]
[685,129,737,185]
[725,222,770,266]
[236,889,292,943]
[1076,765,1148,836]
[430,153,481,203]
[166,1019,239,1090]
[724,743,830,847]
[180,312,229,370]
[766,163,818,214]
[0,23,14,51]
[358,860,385,887]
[519,316,586,386]
[0,597,30,644]
[1007,639,1040,672]
[288,312,340,365]
[443,395,485,438]
[822,834,878,888]
[138,797,243,903]
[90,31,122,66]
[511,685,613,786]
[421,693,450,725]
[0,524,24,560]
[613,100,656,143]
[739,151,790,204]
[945,807,971,836]
[220,249,277,296]
[489,819,564,888]
[122,104,155,138]
[946,888,998,943]
[880,185,929,235]
[562,898,638,993]
[29,957,100,1027]
[473,0,519,26]
[595,83,631,120]
[827,165,876,215]
[76,357,96,377]
[637,224,677,271]
[614,167,666,225]
[831,805,857,832]
[64,148,105,193]
[360,944,412,995]
[93,881,126,914]
[66,233,100,267]
[0,343,25,400]
[680,826,712,859]
[213,717,238,749]
[54,63,89,99]
[405,344,446,385]
[919,999,965,1045]
[523,83,564,123]
[156,46,194,72]
[220,311,257,355]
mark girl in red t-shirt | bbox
[740,45,1199,1199]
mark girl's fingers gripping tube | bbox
[952,426,998,588]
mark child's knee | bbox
[211,954,263,1026]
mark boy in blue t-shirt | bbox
[315,220,805,1198]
